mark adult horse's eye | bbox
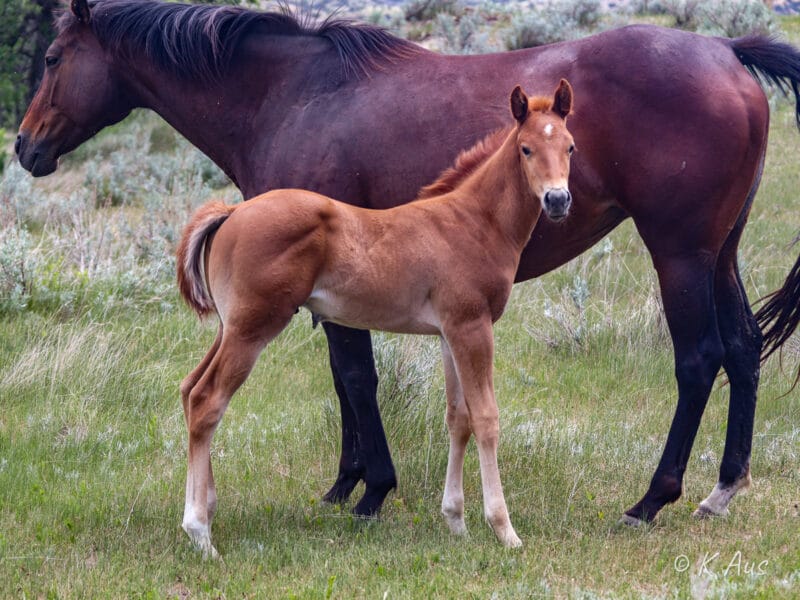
[45,55,59,68]
[568,144,575,155]
[521,146,531,157]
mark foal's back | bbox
[208,186,511,335]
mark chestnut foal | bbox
[176,81,575,557]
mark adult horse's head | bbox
[511,79,574,222]
[15,0,132,176]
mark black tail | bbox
[755,246,800,372]
[731,35,800,129]
[731,36,800,372]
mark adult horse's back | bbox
[16,0,800,525]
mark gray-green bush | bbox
[0,113,235,318]
[435,10,500,54]
[506,0,603,50]
[697,0,776,37]
[404,0,461,22]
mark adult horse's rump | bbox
[15,0,800,525]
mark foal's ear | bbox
[71,0,91,24]
[510,85,529,124]
[552,79,573,119]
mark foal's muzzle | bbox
[542,188,572,222]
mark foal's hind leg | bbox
[181,325,223,522]
[440,338,471,537]
[696,201,762,518]
[182,323,283,558]
[443,319,521,548]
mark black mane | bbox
[57,0,420,81]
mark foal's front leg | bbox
[442,319,521,548]
[440,338,471,536]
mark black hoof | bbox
[352,477,397,517]
[322,468,364,505]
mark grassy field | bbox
[2,13,800,600]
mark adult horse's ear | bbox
[510,85,529,124]
[71,0,91,24]
[552,79,573,119]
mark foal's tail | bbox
[176,201,236,318]
[726,36,800,374]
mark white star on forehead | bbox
[544,124,553,137]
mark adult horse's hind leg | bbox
[623,256,725,524]
[696,180,763,518]
[440,338,471,537]
[695,258,758,516]
[321,324,397,516]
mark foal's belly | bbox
[303,287,441,336]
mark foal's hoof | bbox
[443,514,468,537]
[499,530,523,549]
[203,544,221,561]
[190,537,220,560]
[183,524,220,560]
[487,519,522,548]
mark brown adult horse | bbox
[176,82,575,557]
[16,0,800,525]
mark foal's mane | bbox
[57,0,421,81]
[419,95,555,199]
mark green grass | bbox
[2,22,800,600]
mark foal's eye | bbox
[568,144,575,155]
[521,146,531,157]
[45,55,60,68]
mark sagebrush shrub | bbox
[0,113,236,317]
[435,11,498,54]
[662,0,702,28]
[506,0,603,50]
[0,224,35,312]
[405,0,461,22]
[697,0,776,37]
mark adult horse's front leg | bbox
[443,319,521,547]
[321,323,397,516]
[622,256,725,525]
[321,339,366,505]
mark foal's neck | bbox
[456,135,539,251]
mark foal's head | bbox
[511,80,575,222]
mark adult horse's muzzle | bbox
[15,132,60,177]
[542,188,572,222]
